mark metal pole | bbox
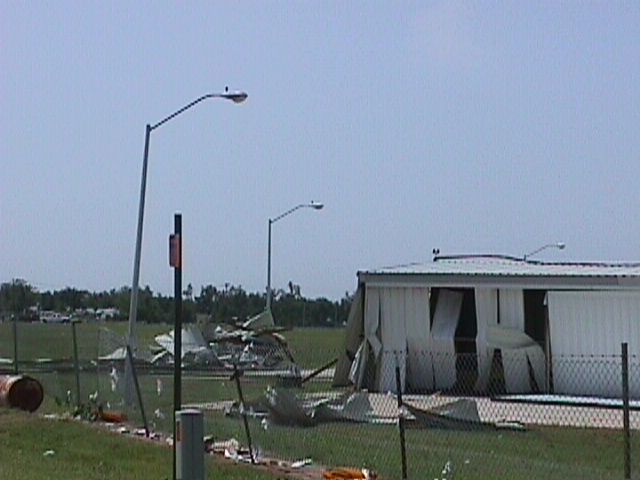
[266,219,272,309]
[127,124,152,350]
[172,213,183,480]
[71,320,81,407]
[395,362,408,480]
[12,315,18,374]
[622,342,631,479]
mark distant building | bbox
[96,308,120,320]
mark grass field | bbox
[1,322,638,479]
[0,408,279,480]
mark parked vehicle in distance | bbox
[39,311,71,323]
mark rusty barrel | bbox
[0,375,44,412]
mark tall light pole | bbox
[523,242,566,261]
[266,201,323,310]
[127,89,248,349]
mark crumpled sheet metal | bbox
[263,388,386,427]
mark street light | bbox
[127,89,248,348]
[523,242,566,261]
[266,201,324,310]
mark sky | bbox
[1,2,639,301]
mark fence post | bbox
[71,320,81,407]
[125,344,149,437]
[232,363,255,464]
[395,358,408,480]
[12,316,18,374]
[621,342,631,480]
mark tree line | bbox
[0,279,352,328]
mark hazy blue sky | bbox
[2,2,639,300]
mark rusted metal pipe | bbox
[0,375,44,412]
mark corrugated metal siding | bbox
[548,291,640,397]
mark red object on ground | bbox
[99,409,128,423]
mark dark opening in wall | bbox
[455,289,478,393]
[455,289,477,354]
[524,289,547,346]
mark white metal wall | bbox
[548,291,640,397]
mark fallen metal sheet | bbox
[404,399,493,431]
[264,388,392,427]
[405,399,526,431]
[99,347,128,361]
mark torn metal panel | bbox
[486,325,547,393]
[378,288,407,392]
[405,287,433,391]
[475,288,498,391]
[404,399,492,431]
[242,309,275,330]
[333,287,364,387]
[431,289,463,390]
[263,388,388,427]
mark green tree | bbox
[0,279,38,320]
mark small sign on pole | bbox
[169,234,181,268]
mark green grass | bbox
[0,408,279,480]
[285,327,345,369]
[208,411,638,480]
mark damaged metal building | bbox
[334,256,640,398]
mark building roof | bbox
[358,255,640,289]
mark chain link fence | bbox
[1,321,638,479]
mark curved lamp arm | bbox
[270,202,323,225]
[524,242,566,261]
[152,91,248,130]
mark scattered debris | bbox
[99,315,300,373]
[153,325,222,366]
[98,409,127,424]
[205,437,241,455]
[291,458,313,468]
[323,467,378,479]
[109,366,119,392]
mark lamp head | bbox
[310,201,324,210]
[556,242,566,250]
[221,90,248,104]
